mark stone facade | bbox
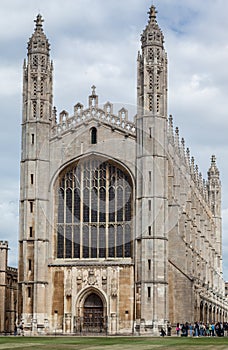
[0,241,17,333]
[18,6,228,335]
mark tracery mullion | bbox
[106,163,109,258]
[114,167,117,257]
[80,163,84,259]
[123,178,126,257]
[63,175,67,258]
[89,160,92,258]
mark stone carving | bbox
[111,278,118,297]
[65,269,72,297]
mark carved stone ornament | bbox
[87,270,97,286]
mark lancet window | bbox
[56,158,132,259]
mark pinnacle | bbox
[148,5,157,22]
[211,155,216,166]
[34,14,44,30]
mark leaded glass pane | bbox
[57,224,64,258]
[74,188,80,223]
[65,225,72,258]
[83,225,89,258]
[117,225,123,257]
[99,187,106,222]
[66,188,72,223]
[73,225,80,258]
[56,158,132,259]
[91,225,97,258]
[58,188,64,223]
[108,225,115,257]
[125,224,131,257]
[99,225,106,258]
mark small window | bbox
[29,226,33,238]
[28,259,32,271]
[148,286,151,298]
[91,127,97,144]
[28,286,31,298]
[148,226,151,236]
[148,259,151,270]
[148,200,151,211]
[30,201,34,213]
[149,127,152,138]
[149,171,152,182]
[31,174,34,185]
[31,133,35,144]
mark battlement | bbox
[167,114,220,211]
[0,241,9,249]
[51,87,136,138]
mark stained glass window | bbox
[56,158,132,259]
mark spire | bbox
[141,5,164,49]
[208,155,220,180]
[27,14,50,56]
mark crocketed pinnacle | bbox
[141,5,164,49]
[27,14,50,55]
[208,155,220,179]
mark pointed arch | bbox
[91,127,97,144]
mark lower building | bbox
[0,241,17,334]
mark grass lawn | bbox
[0,336,228,350]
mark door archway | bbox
[83,293,104,332]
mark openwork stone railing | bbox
[51,99,136,137]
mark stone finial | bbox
[191,156,195,176]
[181,138,185,157]
[208,154,220,179]
[175,127,180,150]
[148,5,157,21]
[211,155,216,166]
[91,85,96,96]
[52,106,57,125]
[169,114,173,128]
[89,86,98,108]
[34,14,44,30]
[186,148,190,166]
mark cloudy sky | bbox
[1,0,228,281]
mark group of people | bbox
[175,321,228,337]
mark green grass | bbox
[0,336,227,350]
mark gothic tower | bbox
[207,156,222,277]
[18,15,53,332]
[136,6,168,333]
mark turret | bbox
[0,241,8,332]
[23,14,53,123]
[19,14,52,334]
[207,155,222,274]
[135,5,168,334]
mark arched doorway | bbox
[83,293,104,332]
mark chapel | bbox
[18,5,228,335]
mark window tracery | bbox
[56,158,132,259]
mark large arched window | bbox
[56,157,133,259]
